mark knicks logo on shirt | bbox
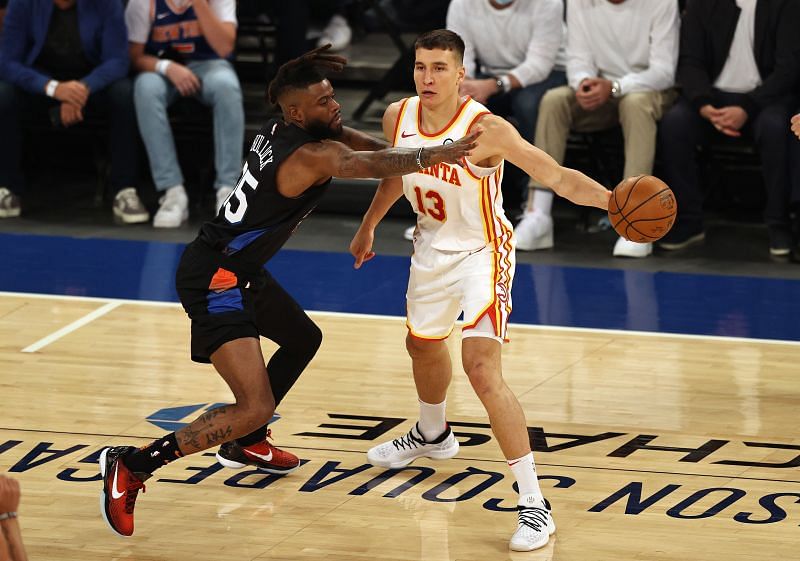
[419,162,462,186]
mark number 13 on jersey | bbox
[413,186,447,222]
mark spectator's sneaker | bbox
[317,14,352,51]
[99,446,150,537]
[613,237,652,258]
[404,225,416,241]
[0,188,21,218]
[153,185,188,228]
[510,496,556,551]
[515,210,553,251]
[112,188,149,225]
[657,224,705,251]
[367,423,459,469]
[216,430,300,475]
[768,226,791,257]
[215,186,234,214]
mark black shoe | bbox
[658,222,705,251]
[768,226,791,257]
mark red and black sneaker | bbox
[215,430,300,475]
[99,446,149,537]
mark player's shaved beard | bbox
[306,115,343,140]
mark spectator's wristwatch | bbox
[611,80,622,98]
[495,75,512,94]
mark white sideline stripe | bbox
[21,301,122,353]
[2,290,798,347]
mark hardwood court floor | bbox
[1,292,798,561]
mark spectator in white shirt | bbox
[447,0,566,218]
[515,0,679,258]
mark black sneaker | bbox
[658,222,705,251]
[768,226,791,257]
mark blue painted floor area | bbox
[3,232,799,341]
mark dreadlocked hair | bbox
[267,44,347,107]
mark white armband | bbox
[155,59,173,76]
[45,80,59,98]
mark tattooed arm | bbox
[277,129,481,198]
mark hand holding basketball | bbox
[608,175,677,243]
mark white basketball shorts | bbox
[406,234,515,343]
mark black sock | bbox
[236,424,269,447]
[125,433,183,475]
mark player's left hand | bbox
[350,226,376,269]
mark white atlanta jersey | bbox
[394,96,515,342]
[393,96,515,253]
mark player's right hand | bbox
[166,63,201,96]
[350,226,376,269]
[426,127,483,166]
[0,475,21,513]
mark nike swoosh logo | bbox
[401,131,416,138]
[156,12,169,19]
[245,449,273,462]
[111,463,125,499]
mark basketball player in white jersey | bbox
[350,30,611,551]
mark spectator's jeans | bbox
[659,92,795,229]
[0,78,139,195]
[134,59,244,192]
[484,70,567,213]
[533,85,677,182]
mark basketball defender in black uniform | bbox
[97,46,480,537]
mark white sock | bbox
[417,398,447,441]
[508,452,543,504]
[529,189,553,216]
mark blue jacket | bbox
[0,0,129,95]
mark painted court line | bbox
[21,301,122,353]
[2,290,799,347]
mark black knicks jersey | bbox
[198,118,331,268]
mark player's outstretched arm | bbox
[485,116,611,210]
[350,177,404,269]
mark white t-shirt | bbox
[566,0,679,94]
[714,0,762,93]
[447,0,566,86]
[125,0,237,45]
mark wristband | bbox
[155,59,172,76]
[0,512,17,521]
[499,75,512,93]
[415,147,425,170]
[45,80,59,98]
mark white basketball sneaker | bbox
[509,496,556,551]
[367,423,459,469]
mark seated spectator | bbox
[447,0,566,221]
[793,113,800,140]
[0,0,148,224]
[516,0,679,258]
[658,0,800,257]
[0,475,27,561]
[125,0,243,228]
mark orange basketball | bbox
[608,175,677,243]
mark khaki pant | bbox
[533,85,677,184]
